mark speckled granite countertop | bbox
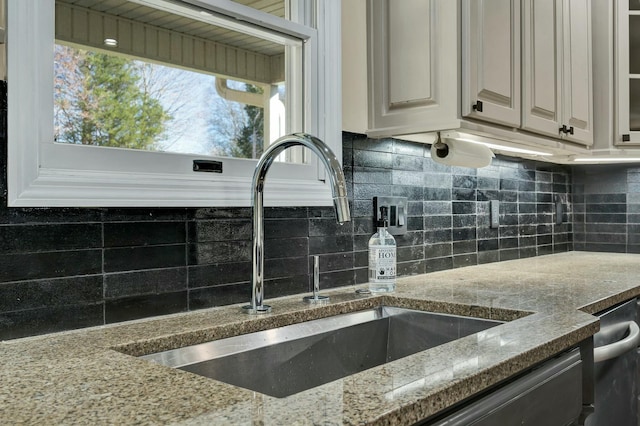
[2,251,640,425]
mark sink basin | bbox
[140,306,502,398]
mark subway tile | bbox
[393,185,424,201]
[586,204,627,214]
[478,239,498,252]
[520,247,537,258]
[398,246,424,262]
[104,208,188,222]
[266,219,310,239]
[191,207,251,220]
[393,140,425,156]
[189,283,251,315]
[0,250,102,283]
[354,150,393,169]
[424,201,453,216]
[315,252,355,272]
[319,270,356,289]
[393,154,424,171]
[477,190,499,202]
[352,137,393,153]
[426,257,453,273]
[107,245,185,272]
[453,215,476,228]
[188,262,251,288]
[0,208,102,225]
[585,213,627,224]
[426,242,453,258]
[452,175,477,189]
[187,241,250,265]
[397,259,427,276]
[263,207,308,220]
[352,168,393,184]
[105,291,188,324]
[452,202,476,215]
[500,237,519,249]
[426,229,453,244]
[394,231,424,247]
[453,254,477,269]
[0,224,101,253]
[453,188,476,201]
[354,183,393,201]
[453,240,476,255]
[188,220,250,243]
[453,228,477,241]
[478,251,499,264]
[424,187,452,201]
[499,249,520,261]
[0,304,103,340]
[105,268,187,298]
[0,275,103,312]
[265,237,308,259]
[424,173,452,188]
[585,194,626,203]
[105,221,185,247]
[309,235,353,255]
[393,170,425,186]
[309,218,354,237]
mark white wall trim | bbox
[7,0,341,208]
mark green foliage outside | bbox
[54,46,170,149]
[229,84,265,159]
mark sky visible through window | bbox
[53,44,265,159]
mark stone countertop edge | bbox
[1,251,639,425]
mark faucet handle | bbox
[303,256,329,304]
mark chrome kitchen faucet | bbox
[242,133,351,314]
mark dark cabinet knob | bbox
[472,101,483,112]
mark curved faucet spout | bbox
[242,133,351,314]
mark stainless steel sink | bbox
[140,306,502,398]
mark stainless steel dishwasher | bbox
[586,298,640,426]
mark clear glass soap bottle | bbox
[368,206,396,293]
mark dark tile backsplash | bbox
[0,128,579,339]
[573,165,640,253]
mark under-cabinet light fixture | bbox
[572,157,640,163]
[440,131,553,157]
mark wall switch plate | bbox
[490,200,499,229]
[373,196,408,235]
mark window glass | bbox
[54,0,298,160]
[232,0,286,18]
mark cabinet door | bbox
[462,0,521,128]
[616,0,640,145]
[367,0,459,136]
[522,0,563,139]
[561,0,593,146]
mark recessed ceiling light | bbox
[103,38,118,47]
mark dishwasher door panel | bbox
[586,298,639,426]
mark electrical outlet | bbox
[373,196,408,235]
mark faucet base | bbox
[302,295,329,304]
[241,304,272,314]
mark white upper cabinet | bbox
[615,0,640,145]
[462,0,521,128]
[343,0,596,160]
[365,0,459,137]
[522,0,593,146]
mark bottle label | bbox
[369,245,396,281]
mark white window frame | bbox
[7,0,342,207]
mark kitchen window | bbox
[7,0,341,207]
